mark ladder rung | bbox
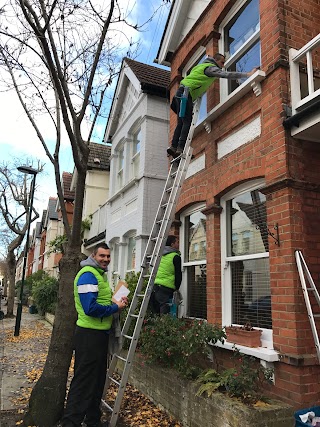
[171,171,177,178]
[161,202,168,209]
[109,376,120,386]
[156,219,163,224]
[123,334,133,340]
[313,314,320,318]
[130,313,139,318]
[166,186,173,193]
[142,274,150,278]
[101,399,113,411]
[136,293,145,298]
[115,354,127,362]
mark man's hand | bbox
[247,67,259,77]
[116,296,128,311]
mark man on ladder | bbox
[167,53,258,158]
[150,235,182,315]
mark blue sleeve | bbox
[77,272,119,318]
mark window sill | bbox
[212,339,279,362]
[195,70,266,135]
[108,177,140,203]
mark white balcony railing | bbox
[289,34,320,113]
[288,33,320,141]
[85,202,107,241]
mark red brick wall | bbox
[169,0,320,409]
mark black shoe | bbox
[167,146,177,157]
[176,146,184,156]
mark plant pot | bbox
[225,326,262,348]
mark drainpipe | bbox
[283,98,320,129]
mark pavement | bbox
[0,299,52,426]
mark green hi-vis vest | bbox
[154,251,179,290]
[74,266,113,330]
[180,62,217,101]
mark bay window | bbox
[222,181,272,332]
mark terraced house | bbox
[155,0,320,408]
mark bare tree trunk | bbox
[23,248,80,426]
[6,249,16,317]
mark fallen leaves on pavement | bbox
[1,317,182,427]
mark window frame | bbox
[111,239,120,287]
[125,233,136,274]
[131,127,141,178]
[180,203,207,319]
[220,179,273,347]
[116,144,124,190]
[219,0,261,99]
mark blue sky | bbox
[0,0,170,217]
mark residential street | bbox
[0,305,182,427]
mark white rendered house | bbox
[103,58,170,284]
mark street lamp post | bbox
[14,166,38,337]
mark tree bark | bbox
[6,249,16,317]
[23,248,80,426]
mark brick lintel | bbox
[202,203,223,216]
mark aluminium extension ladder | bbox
[102,99,201,427]
[295,250,320,363]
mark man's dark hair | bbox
[213,53,225,61]
[166,235,177,247]
[93,242,110,254]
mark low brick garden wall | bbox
[126,355,294,427]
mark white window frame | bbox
[125,233,136,274]
[116,144,124,190]
[111,239,120,288]
[219,0,261,100]
[220,179,274,349]
[180,203,207,319]
[131,127,141,178]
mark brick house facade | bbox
[156,0,320,409]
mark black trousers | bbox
[150,285,174,315]
[171,86,193,149]
[62,326,109,427]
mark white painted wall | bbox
[83,170,110,219]
[106,93,169,280]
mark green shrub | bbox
[16,270,47,304]
[196,348,274,403]
[32,276,59,315]
[138,315,226,379]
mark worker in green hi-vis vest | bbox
[62,243,128,427]
[151,235,182,315]
[167,53,258,158]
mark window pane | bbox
[112,243,119,285]
[133,129,141,154]
[225,0,260,56]
[231,258,271,329]
[198,94,207,123]
[185,211,206,262]
[127,237,136,270]
[227,189,268,256]
[118,149,124,171]
[187,264,207,319]
[227,41,261,93]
